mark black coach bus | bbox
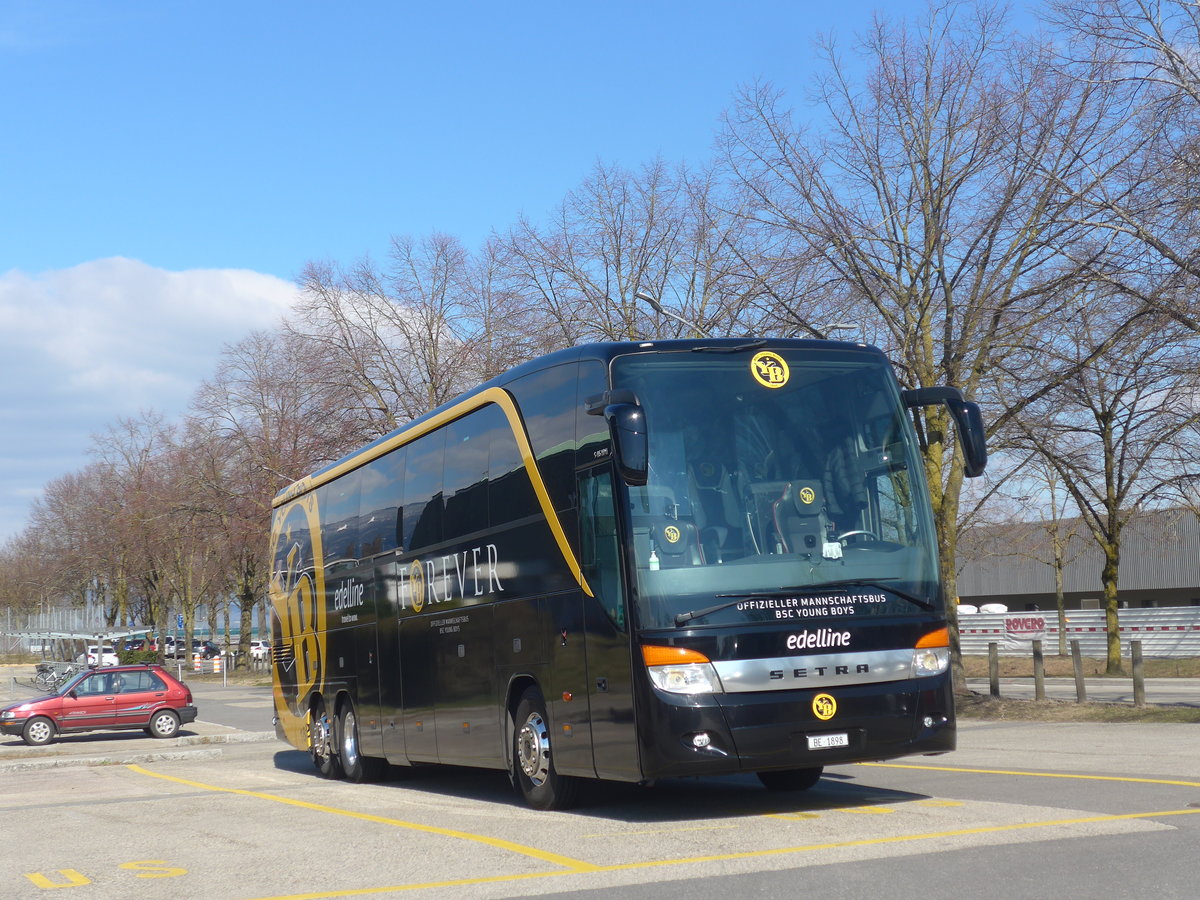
[269,339,986,809]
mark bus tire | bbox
[513,687,580,810]
[339,701,386,783]
[310,699,343,779]
[757,766,823,792]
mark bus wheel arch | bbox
[504,676,539,775]
[512,685,580,810]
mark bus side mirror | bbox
[946,398,987,478]
[901,386,988,478]
[604,403,648,486]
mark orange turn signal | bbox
[915,627,950,649]
[641,645,711,667]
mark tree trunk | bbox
[1054,543,1067,657]
[1101,543,1123,675]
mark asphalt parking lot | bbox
[2,669,1198,899]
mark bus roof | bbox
[271,337,881,508]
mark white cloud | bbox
[0,258,298,540]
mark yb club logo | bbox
[409,560,427,612]
[812,693,837,721]
[269,497,326,719]
[751,351,790,389]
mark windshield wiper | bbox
[673,578,932,625]
[691,340,767,354]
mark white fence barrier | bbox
[959,606,1200,657]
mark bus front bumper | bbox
[637,675,955,779]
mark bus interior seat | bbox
[652,519,704,567]
[689,460,742,562]
[633,484,679,519]
[774,481,829,555]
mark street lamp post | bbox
[817,322,858,340]
[636,291,712,338]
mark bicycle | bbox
[33,661,85,692]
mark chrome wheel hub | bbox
[517,711,550,786]
[341,710,359,768]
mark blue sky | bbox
[0,0,1008,541]
[2,0,898,277]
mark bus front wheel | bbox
[513,687,580,810]
[757,766,823,792]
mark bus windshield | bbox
[611,347,940,629]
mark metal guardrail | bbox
[959,606,1200,657]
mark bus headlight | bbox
[911,627,951,677]
[911,647,950,676]
[642,645,724,694]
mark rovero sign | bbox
[1005,615,1046,642]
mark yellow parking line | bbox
[249,870,569,899]
[127,763,1200,900]
[125,765,599,873]
[246,807,1200,898]
[599,807,1200,873]
[860,762,1200,788]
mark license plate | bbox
[807,732,849,750]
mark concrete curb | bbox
[0,731,279,773]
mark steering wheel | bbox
[837,529,879,544]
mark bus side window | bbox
[444,408,501,541]
[871,463,915,545]
[489,415,539,527]
[575,359,609,466]
[319,469,362,568]
[579,469,626,631]
[508,365,578,511]
[403,430,445,552]
[359,447,405,557]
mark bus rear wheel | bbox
[310,699,343,779]
[513,687,579,810]
[757,766,823,792]
[339,702,386,783]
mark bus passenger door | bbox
[434,604,497,765]
[352,562,383,758]
[579,467,640,780]
[399,614,438,762]
[375,561,406,762]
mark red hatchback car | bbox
[0,664,198,747]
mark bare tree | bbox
[720,3,1136,680]
[460,236,561,382]
[190,329,362,656]
[1007,462,1086,655]
[87,414,179,647]
[291,234,479,432]
[504,159,691,342]
[1047,0,1200,329]
[1012,300,1200,672]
